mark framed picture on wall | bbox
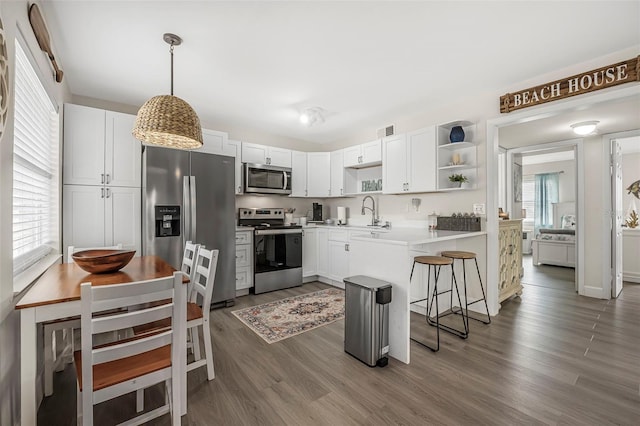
[513,163,522,202]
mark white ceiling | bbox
[40,1,640,145]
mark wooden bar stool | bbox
[409,255,467,352]
[441,251,491,336]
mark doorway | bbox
[486,85,640,314]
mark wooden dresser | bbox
[498,219,523,303]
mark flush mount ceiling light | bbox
[570,120,599,136]
[299,107,326,127]
[132,33,203,150]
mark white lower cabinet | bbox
[63,185,141,255]
[328,240,349,281]
[302,228,317,276]
[235,230,253,291]
[316,228,329,277]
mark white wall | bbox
[0,1,72,424]
[522,160,576,203]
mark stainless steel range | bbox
[238,208,303,294]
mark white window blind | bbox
[522,174,535,223]
[13,40,59,277]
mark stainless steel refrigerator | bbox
[142,145,236,307]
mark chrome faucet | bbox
[361,195,379,226]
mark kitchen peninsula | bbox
[348,229,487,364]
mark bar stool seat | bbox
[410,255,466,352]
[440,250,491,334]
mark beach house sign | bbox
[500,56,639,113]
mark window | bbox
[12,39,59,285]
[522,174,535,227]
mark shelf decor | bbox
[448,173,468,188]
[449,125,465,143]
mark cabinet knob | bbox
[345,243,349,252]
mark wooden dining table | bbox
[16,255,189,424]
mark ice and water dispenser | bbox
[155,205,181,237]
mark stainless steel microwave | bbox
[244,163,292,195]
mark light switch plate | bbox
[473,203,486,215]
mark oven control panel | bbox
[239,208,284,220]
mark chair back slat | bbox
[92,331,172,365]
[80,272,185,397]
[92,288,174,313]
[92,303,173,335]
[190,248,219,308]
[182,241,200,297]
[68,243,123,263]
[90,277,174,305]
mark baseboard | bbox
[317,276,345,289]
[303,275,318,283]
[583,285,607,299]
[623,272,640,283]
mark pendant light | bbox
[132,33,203,150]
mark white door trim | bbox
[601,129,640,298]
[486,85,640,313]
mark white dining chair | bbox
[133,247,218,378]
[75,271,184,426]
[43,243,123,397]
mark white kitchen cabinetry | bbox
[436,120,477,190]
[316,228,329,277]
[307,152,331,197]
[241,142,291,167]
[63,185,141,253]
[326,229,350,283]
[226,140,243,195]
[382,127,437,194]
[199,128,229,155]
[63,104,141,187]
[343,139,382,168]
[291,150,308,197]
[235,230,253,292]
[302,228,317,277]
[330,149,346,197]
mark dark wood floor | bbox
[39,275,640,425]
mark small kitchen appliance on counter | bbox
[311,202,323,222]
[337,206,347,225]
[238,208,302,294]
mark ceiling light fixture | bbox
[299,107,325,127]
[132,33,203,150]
[570,120,599,136]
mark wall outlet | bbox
[473,203,486,215]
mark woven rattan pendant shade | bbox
[132,33,202,150]
[133,95,202,149]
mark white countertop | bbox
[350,229,486,246]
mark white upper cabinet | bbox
[226,139,243,195]
[291,150,308,197]
[306,152,331,197]
[241,142,291,168]
[382,127,436,194]
[199,128,229,155]
[64,104,141,187]
[344,139,382,168]
[330,149,345,197]
[407,126,437,193]
[382,134,408,194]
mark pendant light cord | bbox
[170,44,174,96]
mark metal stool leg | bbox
[411,264,441,352]
[426,263,468,339]
[451,257,491,326]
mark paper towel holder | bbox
[337,206,348,225]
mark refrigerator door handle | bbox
[183,176,191,241]
[283,170,288,191]
[190,176,197,242]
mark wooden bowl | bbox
[72,249,136,274]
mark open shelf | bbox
[436,120,478,191]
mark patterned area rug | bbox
[232,288,345,344]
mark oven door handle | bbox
[254,229,302,236]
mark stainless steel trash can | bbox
[344,275,392,367]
